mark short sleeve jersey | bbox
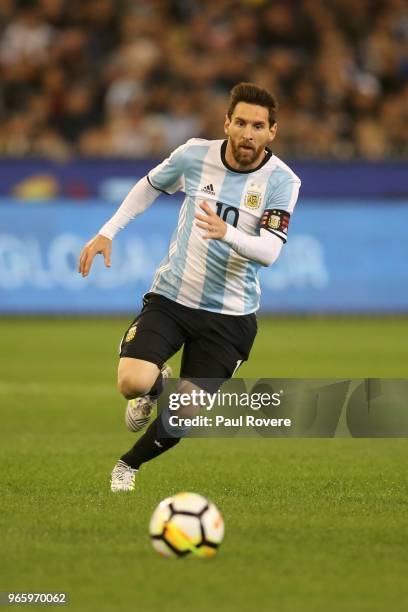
[147,138,301,315]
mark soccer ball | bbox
[149,492,224,558]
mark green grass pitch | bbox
[1,317,408,611]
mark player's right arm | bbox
[78,141,188,277]
[77,176,160,277]
[78,233,112,277]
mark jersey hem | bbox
[144,290,259,316]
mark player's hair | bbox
[227,82,278,126]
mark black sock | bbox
[121,414,180,470]
[148,373,163,399]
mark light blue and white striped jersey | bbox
[148,138,301,315]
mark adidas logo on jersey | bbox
[201,183,215,196]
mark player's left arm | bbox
[195,176,301,267]
[195,202,282,267]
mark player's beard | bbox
[230,139,265,167]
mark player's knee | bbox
[117,358,160,399]
[117,374,152,399]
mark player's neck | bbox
[224,141,267,172]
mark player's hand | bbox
[78,234,112,277]
[195,201,227,240]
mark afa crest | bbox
[244,191,262,209]
[125,324,137,342]
[268,215,281,229]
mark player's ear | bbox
[269,122,278,142]
[224,114,231,135]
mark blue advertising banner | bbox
[0,198,407,314]
[0,159,407,199]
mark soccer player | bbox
[78,82,301,492]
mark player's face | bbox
[224,102,277,170]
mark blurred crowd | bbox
[0,0,407,161]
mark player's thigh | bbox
[117,296,185,397]
[180,312,257,392]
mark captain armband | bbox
[260,209,291,243]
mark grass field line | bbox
[0,380,117,396]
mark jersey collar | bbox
[220,139,272,174]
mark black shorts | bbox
[119,292,257,387]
